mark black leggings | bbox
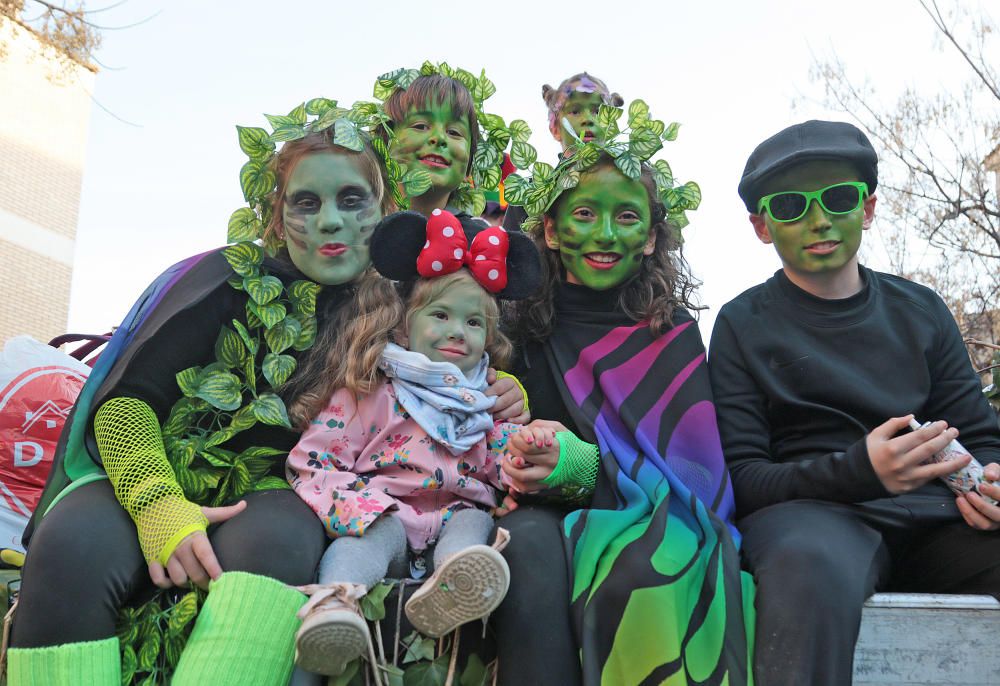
[492,505,581,686]
[12,479,326,648]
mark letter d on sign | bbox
[14,441,44,467]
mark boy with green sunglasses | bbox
[709,120,1000,685]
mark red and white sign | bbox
[0,337,90,551]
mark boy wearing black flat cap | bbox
[709,120,1000,685]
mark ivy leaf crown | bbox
[229,96,403,250]
[503,99,703,233]
[372,60,537,217]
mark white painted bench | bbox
[854,594,1000,685]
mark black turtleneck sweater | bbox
[510,282,694,441]
[708,267,1000,520]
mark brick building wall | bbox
[0,16,94,344]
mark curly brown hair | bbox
[510,156,701,343]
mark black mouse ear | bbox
[494,229,542,300]
[370,211,427,280]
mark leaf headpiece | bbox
[372,61,537,216]
[228,97,403,251]
[503,99,702,234]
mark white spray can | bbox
[909,418,998,505]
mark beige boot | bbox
[404,528,511,638]
[294,582,369,676]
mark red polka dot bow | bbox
[416,209,509,293]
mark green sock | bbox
[171,571,305,686]
[7,636,120,686]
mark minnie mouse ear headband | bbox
[370,209,541,300]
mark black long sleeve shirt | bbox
[708,267,1000,520]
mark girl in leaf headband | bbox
[374,62,536,220]
[492,101,756,686]
[285,209,541,677]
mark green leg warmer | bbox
[171,571,305,686]
[7,636,120,686]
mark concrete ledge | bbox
[854,593,1000,685]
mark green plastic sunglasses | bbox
[757,181,869,223]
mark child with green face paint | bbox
[286,209,543,677]
[6,120,401,686]
[384,74,479,217]
[711,120,1000,685]
[502,72,623,234]
[494,128,755,681]
[542,72,623,152]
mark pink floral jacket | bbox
[286,379,517,551]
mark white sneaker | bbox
[294,582,369,676]
[404,528,511,638]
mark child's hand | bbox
[957,461,1000,531]
[147,500,247,590]
[503,420,567,493]
[493,493,520,517]
[866,416,969,494]
[485,369,529,424]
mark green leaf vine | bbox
[504,99,702,234]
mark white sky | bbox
[62,0,992,344]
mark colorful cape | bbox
[545,285,755,685]
[29,249,222,530]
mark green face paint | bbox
[391,100,472,203]
[559,91,606,149]
[281,153,379,285]
[549,165,654,290]
[757,160,867,280]
[404,274,489,375]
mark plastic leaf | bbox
[334,118,364,152]
[262,352,297,387]
[251,393,292,427]
[175,367,203,397]
[288,280,321,316]
[264,312,302,354]
[214,327,247,368]
[508,119,531,144]
[243,275,282,306]
[401,168,433,197]
[223,242,264,277]
[236,126,274,160]
[614,152,641,179]
[627,99,650,128]
[194,371,243,411]
[663,122,681,141]
[249,300,286,330]
[239,160,276,203]
[227,208,261,243]
[305,98,336,116]
[167,592,198,636]
[253,475,292,491]
[510,141,537,169]
[502,174,528,205]
[291,313,318,351]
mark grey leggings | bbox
[317,508,495,587]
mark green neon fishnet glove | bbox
[541,431,600,494]
[94,397,207,565]
[495,370,529,416]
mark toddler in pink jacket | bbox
[286,209,543,677]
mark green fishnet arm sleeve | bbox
[94,397,208,566]
[540,431,600,494]
[495,370,529,416]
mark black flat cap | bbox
[737,120,878,212]
[370,209,542,300]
